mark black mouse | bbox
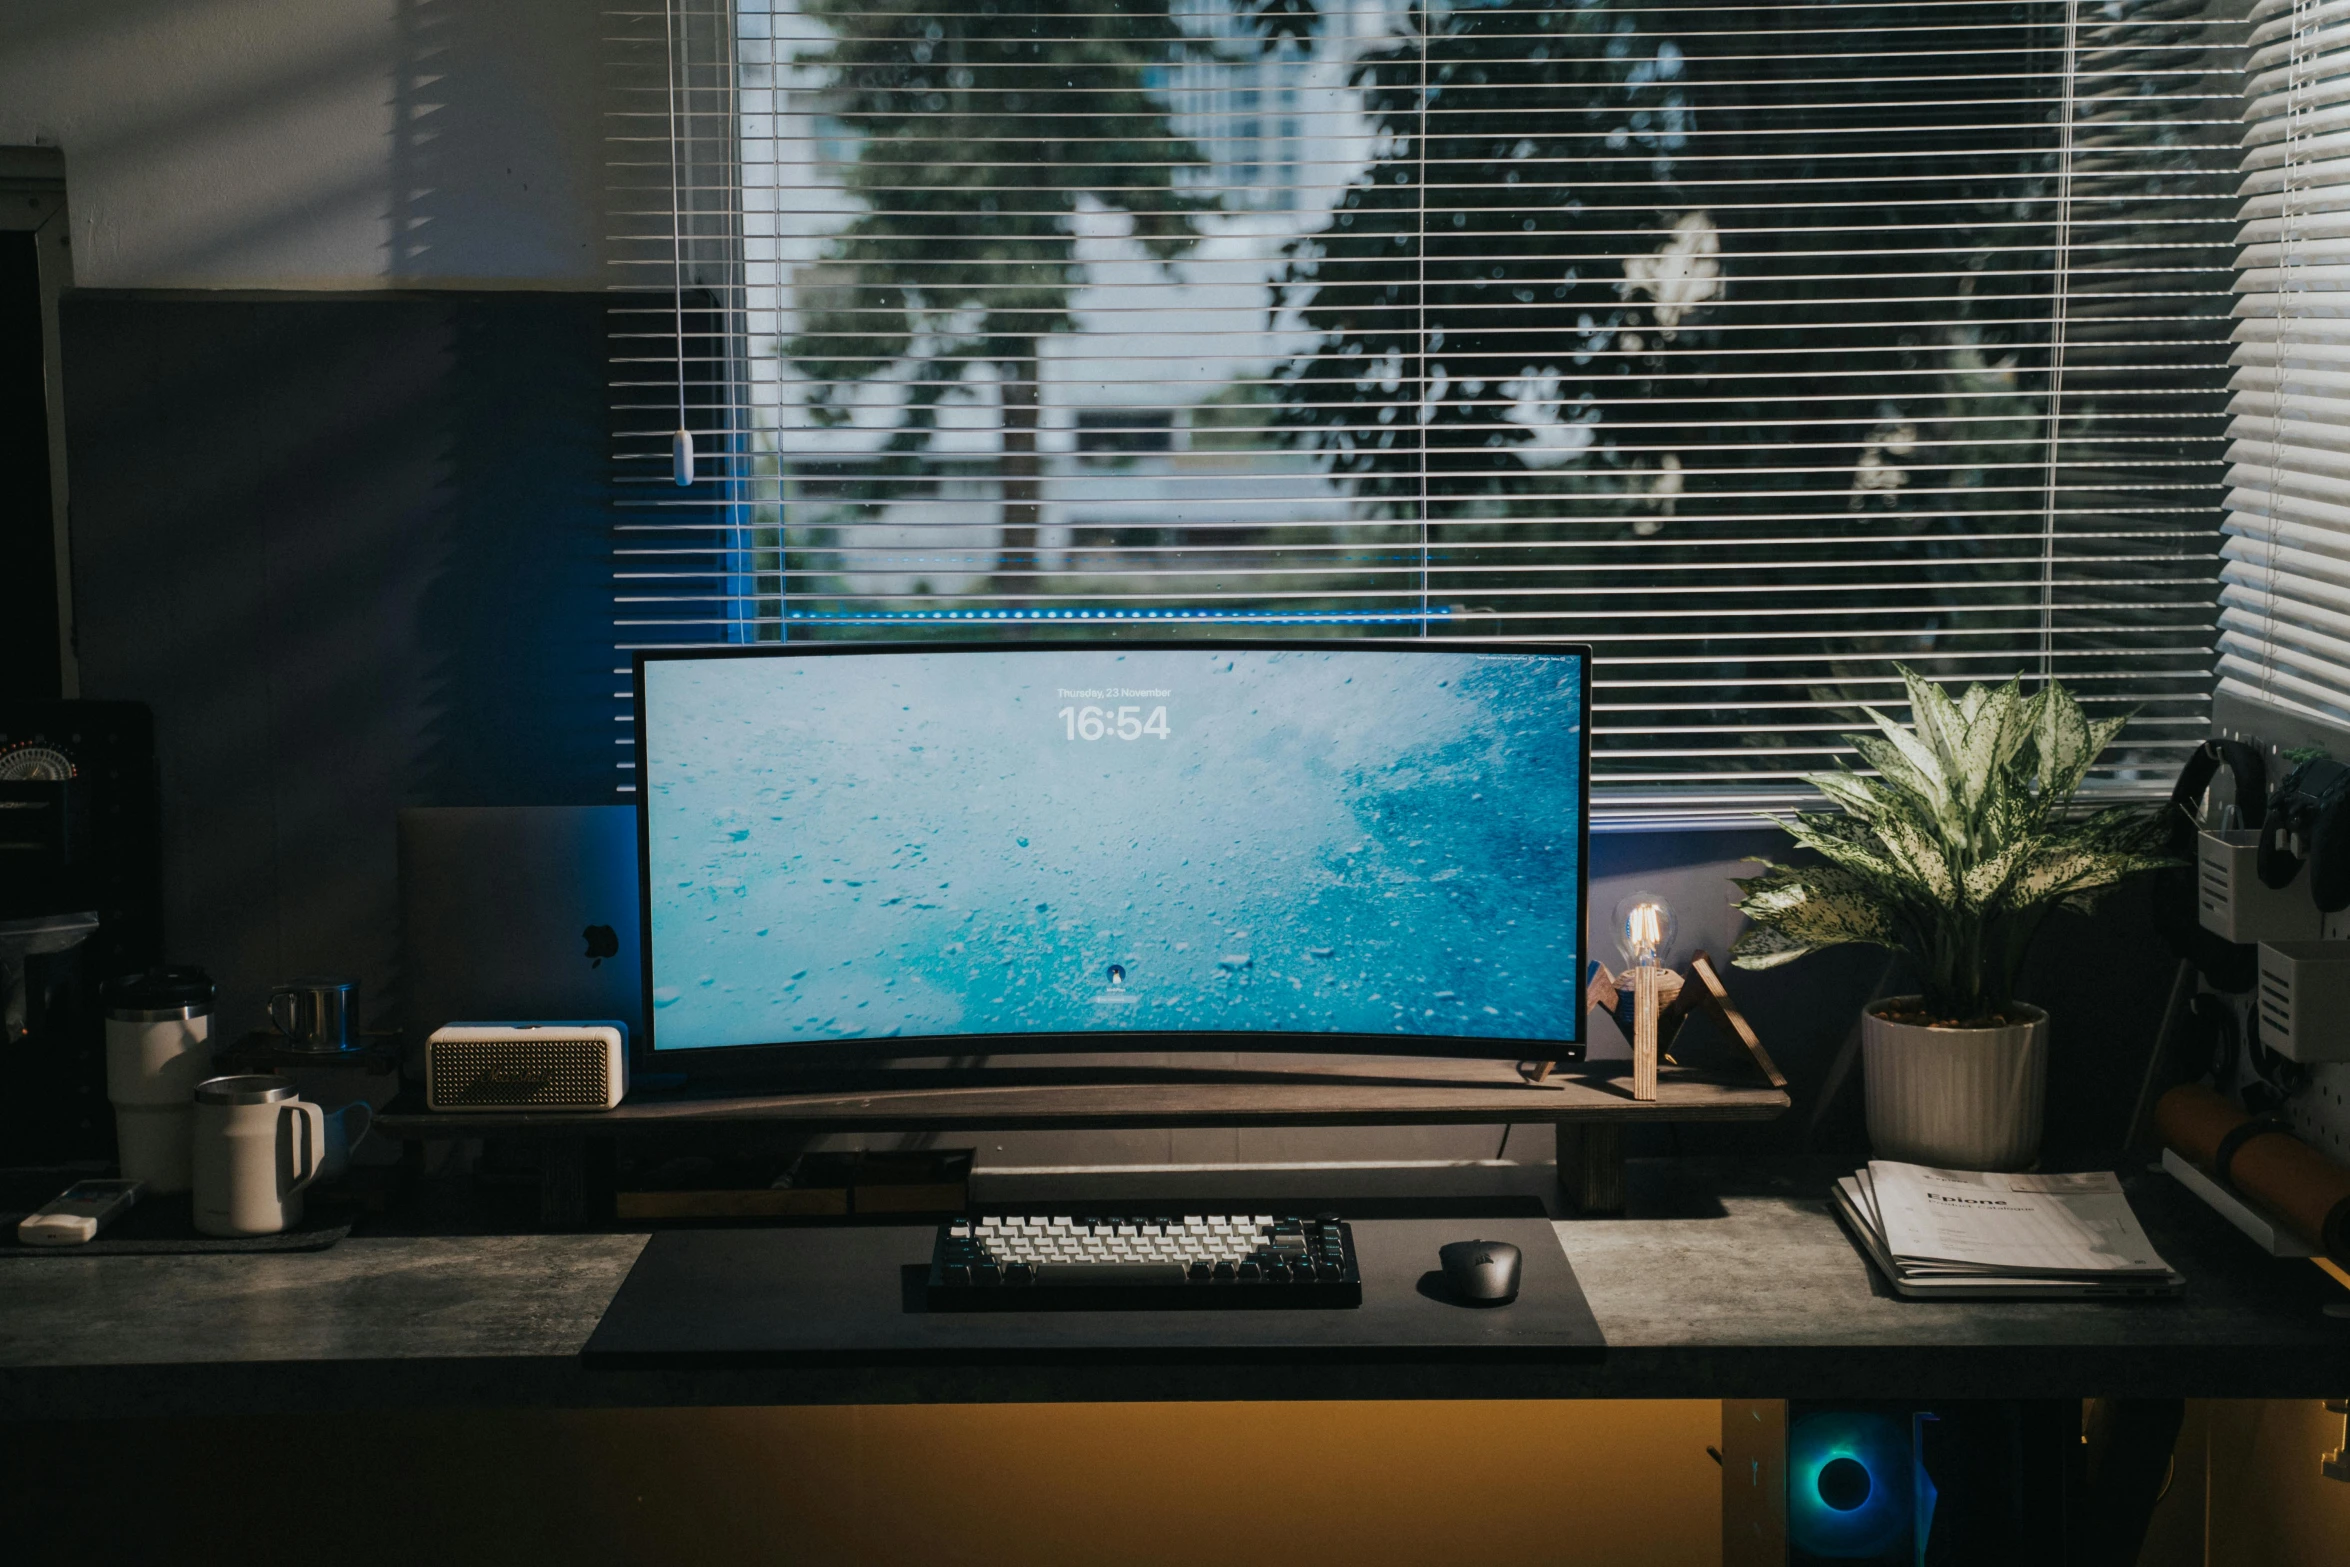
[1439,1239,1522,1305]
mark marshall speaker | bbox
[425,1023,629,1112]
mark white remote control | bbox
[18,1179,144,1246]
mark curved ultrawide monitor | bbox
[634,641,1589,1064]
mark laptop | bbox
[396,806,642,1048]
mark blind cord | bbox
[2270,0,2311,713]
[2037,0,2080,690]
[667,0,695,488]
[1417,1,1431,636]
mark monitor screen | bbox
[635,642,1588,1059]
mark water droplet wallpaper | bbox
[642,647,1585,1051]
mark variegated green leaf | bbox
[2033,680,2097,801]
[1779,815,1912,895]
[1866,708,1952,803]
[1807,766,1884,820]
[1902,667,1971,781]
[1962,837,2037,907]
[2067,803,2169,854]
[1984,677,2039,776]
[1730,860,1902,952]
[1878,813,1956,902]
[2008,844,2141,906]
[1727,923,1820,970]
[1737,666,2169,1018]
[1850,729,1942,808]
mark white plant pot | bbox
[1861,999,2049,1172]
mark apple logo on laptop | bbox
[582,924,620,968]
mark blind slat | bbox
[614,0,2244,809]
[2226,0,2350,726]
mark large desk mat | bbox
[582,1217,1602,1365]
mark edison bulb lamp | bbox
[1608,891,1680,1103]
[1613,892,1679,971]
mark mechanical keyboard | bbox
[926,1212,1363,1310]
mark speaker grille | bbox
[431,1038,610,1108]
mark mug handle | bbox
[320,1101,373,1182]
[283,1099,326,1194]
[267,990,304,1039]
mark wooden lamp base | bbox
[1524,951,1786,1103]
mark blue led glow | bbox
[639,606,1457,639]
[1787,1412,1912,1561]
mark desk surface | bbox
[4,1160,2346,1420]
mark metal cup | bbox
[267,977,359,1052]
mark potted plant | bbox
[1729,668,2171,1170]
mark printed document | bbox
[1859,1162,2174,1278]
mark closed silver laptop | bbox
[396,806,641,1051]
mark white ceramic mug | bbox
[190,1076,372,1237]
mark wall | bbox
[59,291,618,1038]
[0,0,606,291]
[0,0,617,1036]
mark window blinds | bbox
[612,0,2247,815]
[2223,0,2350,725]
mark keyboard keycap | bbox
[1036,1262,1186,1287]
[933,1213,1357,1307]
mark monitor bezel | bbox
[631,638,1593,1079]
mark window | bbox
[612,0,2249,815]
[2221,0,2350,726]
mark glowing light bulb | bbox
[1613,891,1679,969]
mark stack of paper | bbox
[1832,1161,2184,1299]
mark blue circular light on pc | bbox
[1816,1455,1871,1512]
[1787,1413,1910,1560]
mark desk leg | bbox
[1720,1399,1786,1567]
[1556,1122,1626,1215]
[539,1135,585,1227]
[535,1134,620,1227]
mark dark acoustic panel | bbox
[57,290,620,1033]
